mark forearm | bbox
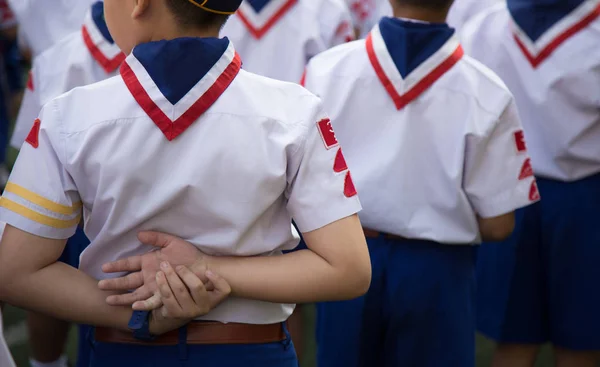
[0,262,132,331]
[203,249,368,304]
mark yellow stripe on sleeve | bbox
[0,197,81,229]
[4,182,82,215]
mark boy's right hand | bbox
[148,262,231,336]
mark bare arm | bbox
[102,214,372,309]
[0,225,132,330]
[477,212,515,242]
[203,214,371,304]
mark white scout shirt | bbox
[221,0,355,82]
[11,2,125,149]
[345,0,392,38]
[447,0,504,31]
[0,37,361,324]
[461,0,600,182]
[7,0,95,57]
[303,17,538,244]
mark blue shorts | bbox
[316,236,477,367]
[57,226,91,366]
[58,226,90,268]
[477,174,600,350]
[87,323,299,367]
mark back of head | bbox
[390,0,455,22]
[393,0,455,11]
[104,0,241,54]
[164,0,233,30]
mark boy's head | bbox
[390,0,455,21]
[104,0,241,54]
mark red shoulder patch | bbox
[518,158,534,180]
[299,69,307,86]
[334,148,348,173]
[529,180,540,202]
[317,118,339,150]
[514,130,527,153]
[25,119,41,148]
[26,71,34,91]
[344,171,357,198]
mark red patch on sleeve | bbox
[335,21,354,42]
[344,171,357,198]
[334,148,348,173]
[317,118,339,150]
[518,158,534,180]
[529,180,540,201]
[25,118,41,148]
[514,130,527,153]
[26,71,34,91]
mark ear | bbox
[132,0,150,19]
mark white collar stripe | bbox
[82,11,124,73]
[512,0,600,67]
[237,0,297,39]
[121,42,242,141]
[367,24,464,110]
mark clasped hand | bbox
[97,231,229,335]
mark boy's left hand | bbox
[148,262,231,336]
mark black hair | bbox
[165,0,231,30]
[394,0,454,10]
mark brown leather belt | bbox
[363,228,408,241]
[95,321,287,346]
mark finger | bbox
[205,270,231,307]
[98,272,143,291]
[162,262,197,312]
[132,292,163,311]
[155,270,182,316]
[101,257,143,273]
[105,285,153,306]
[204,280,215,292]
[137,231,180,249]
[176,265,209,309]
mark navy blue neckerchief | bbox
[508,0,587,41]
[91,1,114,44]
[379,17,454,78]
[247,0,271,12]
[133,37,229,105]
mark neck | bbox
[148,26,220,43]
[391,4,449,23]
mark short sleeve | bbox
[464,100,539,218]
[286,103,362,233]
[0,101,82,239]
[11,69,42,149]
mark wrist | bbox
[190,255,213,280]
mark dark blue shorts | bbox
[87,323,298,367]
[477,173,600,350]
[316,236,477,367]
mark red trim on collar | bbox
[513,3,600,68]
[366,34,464,110]
[82,25,126,74]
[120,53,242,141]
[237,0,297,39]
